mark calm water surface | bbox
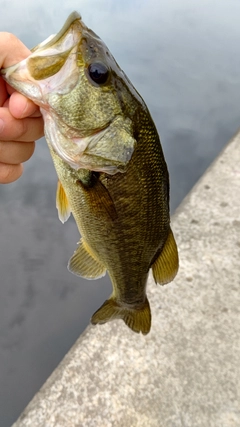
[1,0,240,425]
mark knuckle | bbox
[21,120,29,138]
[0,142,3,158]
[0,141,8,162]
[15,119,28,140]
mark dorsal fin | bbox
[68,238,106,279]
[151,228,179,285]
[56,180,71,223]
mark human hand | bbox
[0,33,44,183]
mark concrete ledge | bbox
[13,133,240,427]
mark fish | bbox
[1,12,179,335]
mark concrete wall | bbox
[13,132,240,427]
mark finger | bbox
[0,77,8,106]
[0,33,31,109]
[2,98,9,108]
[0,162,23,184]
[3,95,41,118]
[9,92,42,119]
[0,108,44,142]
[0,140,35,164]
[0,32,31,68]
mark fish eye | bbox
[88,62,109,84]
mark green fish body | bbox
[1,12,178,334]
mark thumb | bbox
[0,32,30,69]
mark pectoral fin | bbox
[56,180,71,223]
[68,238,106,279]
[151,228,179,285]
[77,173,117,221]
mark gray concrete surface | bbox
[12,132,240,427]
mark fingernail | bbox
[0,119,4,133]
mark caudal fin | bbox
[91,297,151,335]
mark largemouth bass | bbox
[1,12,178,335]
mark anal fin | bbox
[91,297,151,335]
[68,239,106,279]
[152,228,179,285]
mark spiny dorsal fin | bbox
[68,239,106,279]
[152,228,179,285]
[56,180,71,223]
[91,297,151,335]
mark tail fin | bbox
[91,297,151,335]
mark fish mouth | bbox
[31,11,82,53]
[0,12,84,103]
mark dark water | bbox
[1,1,240,425]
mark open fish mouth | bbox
[0,12,84,102]
[31,12,82,53]
[1,12,82,78]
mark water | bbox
[1,0,240,425]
